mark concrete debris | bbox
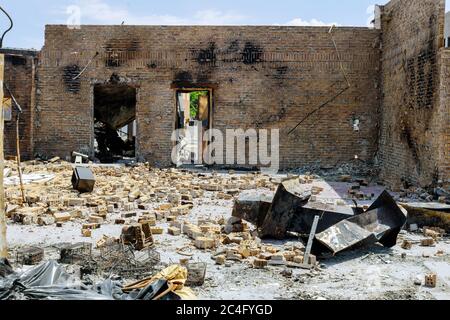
[401,240,413,250]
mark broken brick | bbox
[89,215,104,224]
[168,227,181,236]
[194,237,216,250]
[53,212,72,223]
[425,274,437,288]
[150,227,164,235]
[215,255,226,265]
[253,259,268,269]
[421,238,436,247]
[81,229,92,237]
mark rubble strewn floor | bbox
[2,160,450,300]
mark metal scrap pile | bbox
[233,177,408,256]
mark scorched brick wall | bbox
[437,49,450,186]
[36,25,381,168]
[378,0,446,188]
[1,49,37,160]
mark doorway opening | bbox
[93,84,137,163]
[175,89,212,166]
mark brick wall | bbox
[437,49,450,185]
[378,0,446,189]
[36,25,381,168]
[1,49,37,160]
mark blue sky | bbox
[0,0,430,50]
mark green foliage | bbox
[189,91,208,119]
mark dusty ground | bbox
[3,162,450,300]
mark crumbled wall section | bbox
[36,25,381,168]
[378,0,446,189]
[438,49,450,185]
[1,49,37,160]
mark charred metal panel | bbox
[259,178,311,239]
[232,192,274,226]
[315,191,408,254]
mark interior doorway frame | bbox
[90,82,140,162]
[173,87,214,166]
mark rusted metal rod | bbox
[4,83,26,205]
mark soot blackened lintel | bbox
[170,82,218,90]
[172,71,217,89]
[6,55,27,66]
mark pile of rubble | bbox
[290,160,379,181]
[174,216,317,270]
[3,159,277,232]
[397,185,450,204]
[2,158,449,300]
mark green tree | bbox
[190,91,208,119]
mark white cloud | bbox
[72,0,246,25]
[281,18,340,27]
[193,9,247,25]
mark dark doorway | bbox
[93,84,137,163]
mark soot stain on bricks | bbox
[104,38,141,67]
[196,42,217,65]
[241,42,264,65]
[62,65,81,94]
[175,71,194,83]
